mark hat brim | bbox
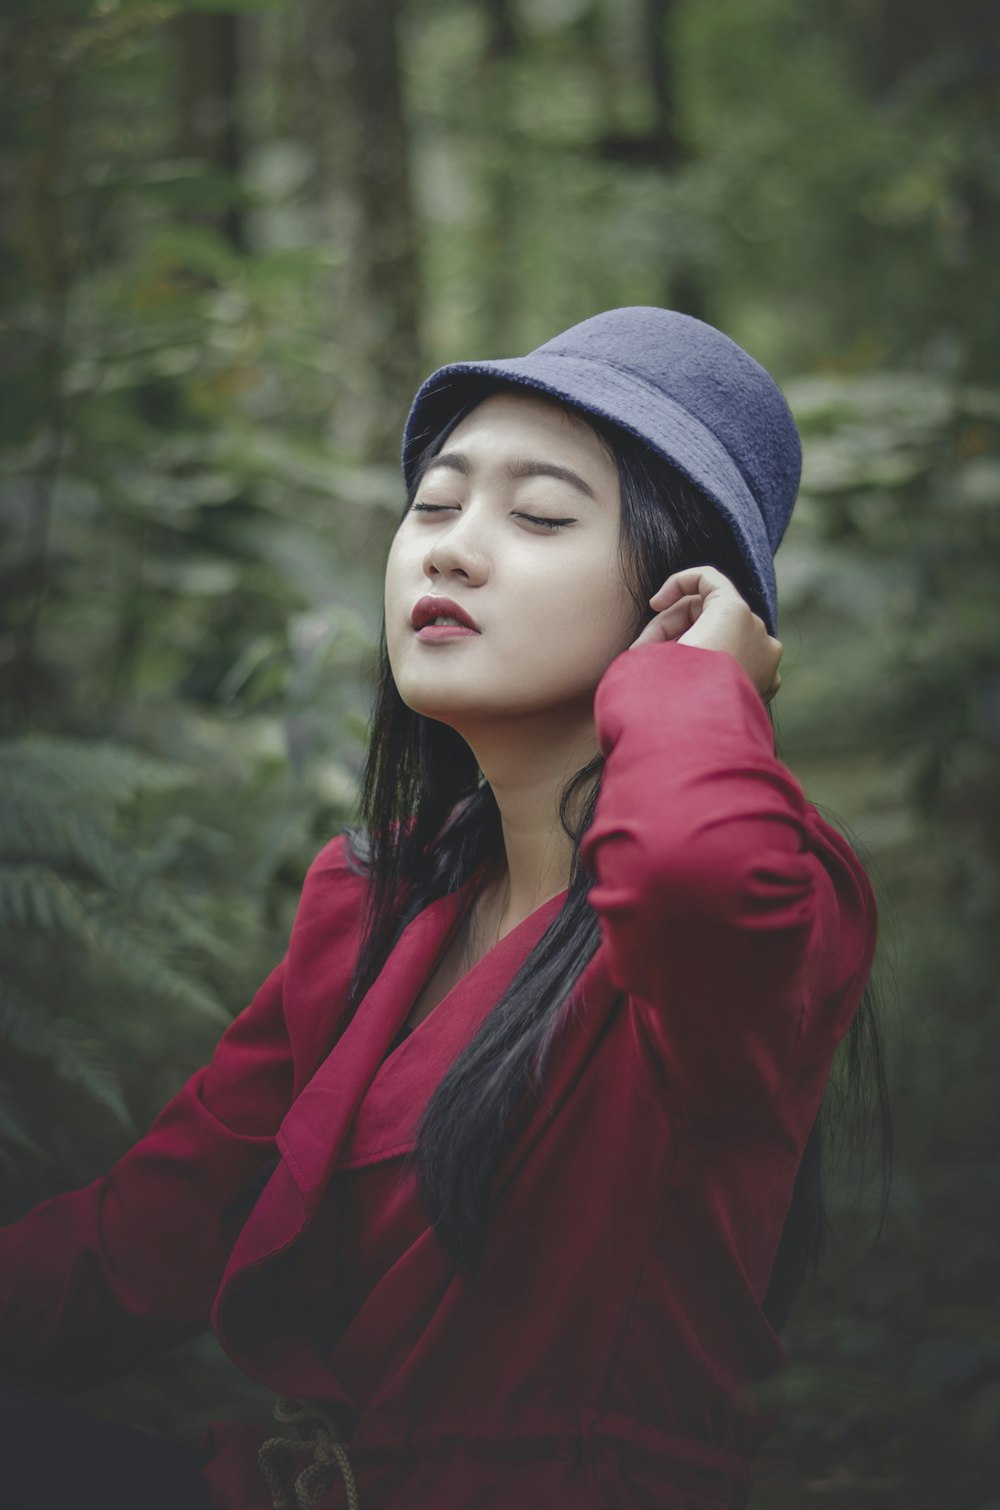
[402,352,779,634]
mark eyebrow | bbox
[422,451,598,502]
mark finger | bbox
[629,614,679,649]
[648,568,717,610]
[630,595,703,647]
[649,565,734,611]
[628,620,666,650]
[650,591,704,622]
[629,596,703,649]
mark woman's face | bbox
[384,389,638,730]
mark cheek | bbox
[519,552,635,665]
[382,540,412,673]
[383,532,412,612]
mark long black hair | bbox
[348,379,892,1333]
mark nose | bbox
[421,507,489,587]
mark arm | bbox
[0,833,365,1396]
[581,641,878,1111]
[0,958,292,1395]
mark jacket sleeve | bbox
[580,641,878,1113]
[0,954,295,1397]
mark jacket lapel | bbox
[212,881,612,1402]
[211,891,462,1390]
[274,890,463,1205]
[335,892,566,1169]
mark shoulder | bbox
[289,831,370,954]
[278,833,373,1074]
[303,830,368,885]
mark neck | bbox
[459,707,598,933]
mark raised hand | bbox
[629,564,783,704]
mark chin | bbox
[392,677,470,720]
[398,693,493,727]
[392,674,513,723]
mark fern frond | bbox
[0,986,133,1128]
[0,864,95,937]
[0,802,141,896]
[130,885,244,970]
[52,1020,135,1130]
[0,1081,42,1156]
[82,901,231,1024]
[0,738,187,811]
[0,867,229,1024]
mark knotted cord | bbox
[257,1395,360,1510]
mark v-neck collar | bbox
[276,878,568,1193]
[335,886,568,1168]
[379,879,571,1066]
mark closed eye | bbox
[515,512,575,531]
[410,503,574,531]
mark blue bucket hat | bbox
[401,306,801,636]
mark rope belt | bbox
[257,1395,360,1510]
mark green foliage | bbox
[0,737,227,1199]
[410,0,1000,383]
[0,0,379,1203]
[759,369,1000,1504]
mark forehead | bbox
[444,389,615,475]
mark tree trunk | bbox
[0,24,72,730]
[171,12,244,251]
[298,0,422,463]
[595,0,707,319]
[641,0,683,168]
[640,0,706,319]
[478,0,521,355]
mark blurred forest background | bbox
[1,0,999,1504]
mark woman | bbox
[0,307,888,1509]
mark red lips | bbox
[410,596,481,632]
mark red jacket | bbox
[0,643,878,1509]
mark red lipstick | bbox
[411,596,481,641]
